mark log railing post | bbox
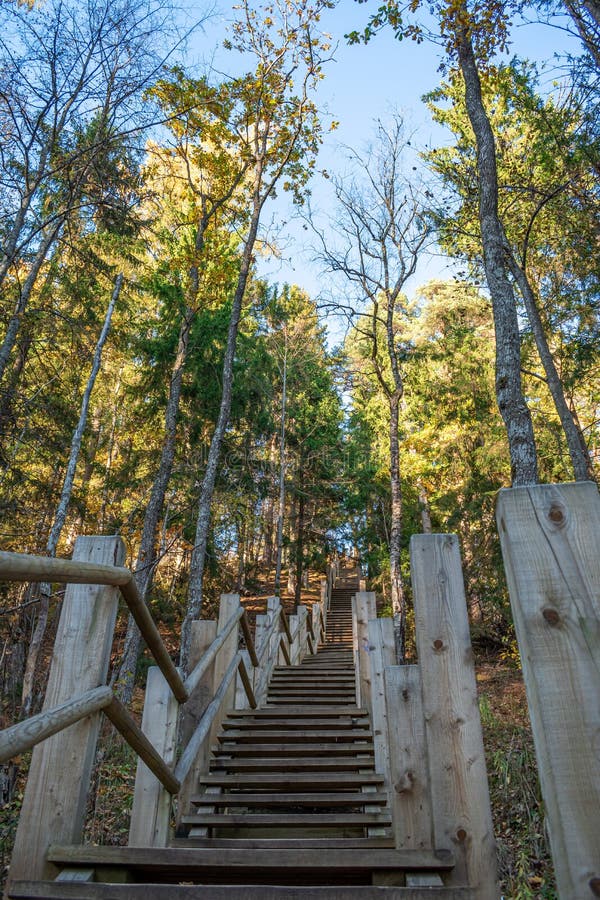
[496,483,600,900]
[8,536,125,885]
[410,533,498,898]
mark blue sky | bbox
[190,1,579,343]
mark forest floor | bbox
[0,578,555,898]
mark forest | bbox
[0,0,598,894]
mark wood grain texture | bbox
[0,687,112,764]
[497,483,600,900]
[176,619,216,832]
[211,594,241,744]
[410,534,498,899]
[384,665,432,851]
[9,882,476,899]
[8,536,125,885]
[355,592,376,715]
[129,667,179,846]
[367,617,396,839]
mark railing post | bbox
[320,579,328,634]
[174,618,216,834]
[129,666,179,847]
[410,533,498,898]
[367,617,395,789]
[354,591,376,716]
[292,605,308,663]
[496,483,600,900]
[384,664,432,850]
[210,594,241,745]
[8,536,125,885]
[268,596,285,665]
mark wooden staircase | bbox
[7,571,465,898]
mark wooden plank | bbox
[410,534,498,899]
[252,612,269,706]
[190,792,388,806]
[211,594,241,744]
[496,483,600,900]
[354,592,376,716]
[0,687,112,763]
[8,536,125,885]
[47,844,454,870]
[129,667,179,846]
[10,882,476,899]
[367,618,395,784]
[180,813,392,828]
[176,619,216,833]
[384,666,432,851]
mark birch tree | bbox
[20,272,123,715]
[317,118,429,660]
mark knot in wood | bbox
[589,877,600,897]
[433,639,444,651]
[542,607,560,627]
[456,828,467,842]
[548,503,565,525]
[402,688,409,701]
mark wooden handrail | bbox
[279,607,293,644]
[0,551,131,587]
[307,615,316,641]
[307,633,315,656]
[0,550,188,705]
[120,578,188,704]
[0,687,113,764]
[240,610,259,667]
[183,608,243,697]
[237,655,257,709]
[104,696,180,795]
[175,651,241,785]
[279,634,291,666]
[0,685,180,795]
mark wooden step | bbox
[190,793,388,807]
[265,699,357,706]
[198,773,385,789]
[209,758,376,772]
[221,718,370,731]
[181,812,391,827]
[10,883,474,899]
[171,836,396,849]
[218,731,373,743]
[212,743,374,757]
[226,707,368,717]
[46,844,454,872]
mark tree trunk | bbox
[389,393,405,662]
[180,198,262,668]
[274,334,288,596]
[294,487,305,608]
[0,224,62,388]
[116,302,195,700]
[457,26,538,486]
[507,256,594,481]
[20,273,123,716]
